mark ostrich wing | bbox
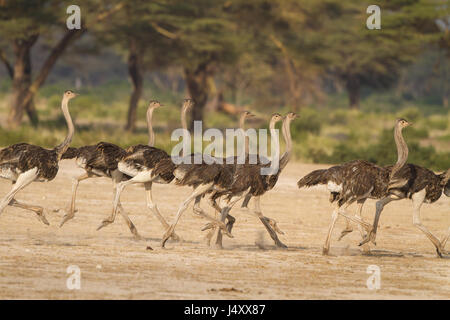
[88,142,126,171]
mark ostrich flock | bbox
[0,90,449,258]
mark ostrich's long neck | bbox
[55,97,74,160]
[279,117,292,171]
[239,114,249,156]
[268,118,279,161]
[181,107,189,157]
[391,124,408,177]
[147,107,155,147]
[181,107,188,131]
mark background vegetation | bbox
[0,0,449,171]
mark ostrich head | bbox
[271,113,283,122]
[63,90,78,100]
[285,112,298,120]
[396,118,412,129]
[182,99,194,112]
[148,100,163,108]
[242,110,255,119]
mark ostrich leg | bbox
[338,217,354,241]
[358,195,396,246]
[113,170,142,239]
[161,183,233,248]
[202,196,236,246]
[411,189,448,258]
[213,194,243,249]
[9,199,49,225]
[253,196,287,248]
[0,169,39,217]
[441,227,450,249]
[60,172,92,227]
[97,170,142,240]
[323,202,351,255]
[144,182,181,241]
[337,199,371,253]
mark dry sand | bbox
[0,160,448,299]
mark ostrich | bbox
[298,160,391,254]
[158,110,259,248]
[354,119,450,257]
[0,90,78,224]
[202,112,285,245]
[58,100,164,240]
[205,112,298,249]
[96,100,197,240]
[296,119,413,255]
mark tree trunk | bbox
[8,36,39,127]
[346,76,360,109]
[184,63,212,130]
[125,39,143,132]
[8,4,123,127]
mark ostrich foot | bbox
[337,227,353,241]
[161,225,176,248]
[96,219,112,231]
[201,221,233,238]
[359,230,377,246]
[36,209,49,226]
[275,240,288,249]
[59,212,75,228]
[435,243,449,258]
[322,246,330,255]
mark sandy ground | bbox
[0,160,448,300]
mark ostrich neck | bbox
[391,125,408,177]
[147,107,155,147]
[279,117,292,171]
[181,107,188,131]
[55,97,74,160]
[239,115,249,156]
[269,118,280,161]
[181,107,189,157]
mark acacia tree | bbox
[0,0,123,127]
[320,0,441,109]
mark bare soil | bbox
[0,160,448,299]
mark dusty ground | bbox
[0,160,448,299]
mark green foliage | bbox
[290,107,322,137]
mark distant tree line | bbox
[0,0,448,130]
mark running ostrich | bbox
[354,119,450,257]
[0,90,78,224]
[201,112,298,249]
[296,119,412,255]
[58,100,164,240]
[202,112,285,245]
[96,100,198,240]
[158,110,259,248]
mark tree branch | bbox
[20,2,125,109]
[150,22,177,39]
[0,49,13,78]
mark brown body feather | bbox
[62,142,127,178]
[388,164,449,203]
[0,143,60,181]
[297,160,392,207]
